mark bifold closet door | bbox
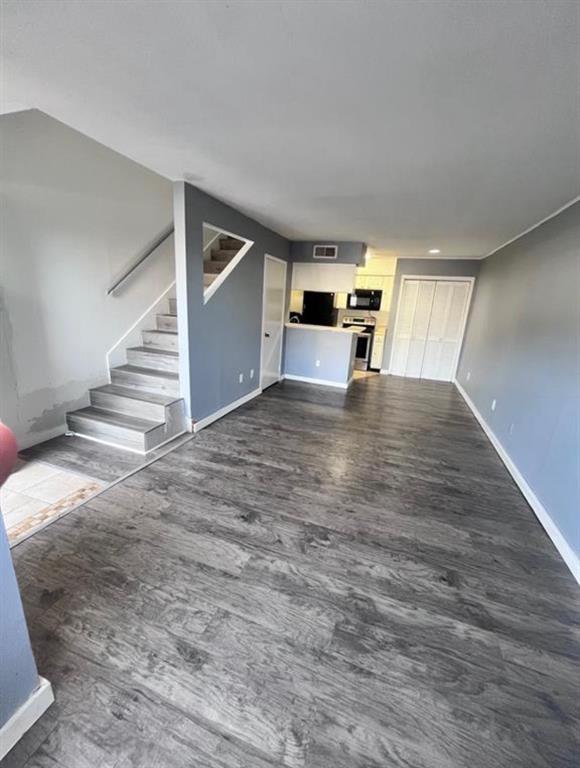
[390,280,435,377]
[421,280,471,381]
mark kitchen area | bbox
[283,243,396,388]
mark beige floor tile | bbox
[4,460,61,493]
[1,489,28,514]
[25,471,94,504]
[3,496,49,529]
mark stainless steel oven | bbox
[347,289,382,311]
[342,316,376,370]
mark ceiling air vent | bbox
[313,244,338,260]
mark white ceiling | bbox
[2,0,578,258]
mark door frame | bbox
[387,275,475,381]
[260,254,288,390]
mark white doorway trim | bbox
[260,254,288,390]
[387,275,475,380]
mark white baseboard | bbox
[0,677,54,760]
[193,388,262,433]
[454,379,580,585]
[283,374,349,390]
[380,369,389,375]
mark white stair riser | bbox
[156,314,177,331]
[90,390,166,421]
[111,369,180,396]
[127,349,179,373]
[168,298,177,315]
[142,330,178,350]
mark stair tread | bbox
[145,329,177,336]
[114,364,179,380]
[68,406,163,433]
[90,384,180,406]
[157,312,177,319]
[127,346,179,357]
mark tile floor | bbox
[1,459,105,546]
[352,369,379,380]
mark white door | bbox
[390,278,472,382]
[390,279,436,377]
[421,281,471,380]
[260,255,287,390]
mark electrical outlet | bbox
[239,373,244,383]
[315,360,321,368]
[250,369,254,379]
[491,399,497,412]
[466,371,471,381]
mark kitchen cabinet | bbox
[291,263,356,292]
[380,276,394,311]
[366,275,384,290]
[355,275,368,289]
[371,331,385,370]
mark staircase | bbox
[66,298,187,453]
[204,236,244,289]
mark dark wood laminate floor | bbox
[6,376,579,768]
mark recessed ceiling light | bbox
[429,248,440,254]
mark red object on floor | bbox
[0,422,18,486]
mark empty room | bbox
[0,1,578,767]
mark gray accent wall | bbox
[0,516,39,727]
[290,241,366,265]
[174,183,290,422]
[457,202,580,562]
[383,258,481,368]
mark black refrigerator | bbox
[302,291,337,327]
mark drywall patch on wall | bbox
[0,109,174,448]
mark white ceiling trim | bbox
[484,195,580,259]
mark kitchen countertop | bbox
[285,323,358,334]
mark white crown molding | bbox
[484,195,580,259]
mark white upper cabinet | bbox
[291,263,357,293]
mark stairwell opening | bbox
[202,223,254,303]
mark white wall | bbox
[0,110,174,448]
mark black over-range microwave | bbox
[347,289,382,311]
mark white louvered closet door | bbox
[390,280,419,376]
[391,279,471,381]
[390,280,435,377]
[421,281,471,381]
